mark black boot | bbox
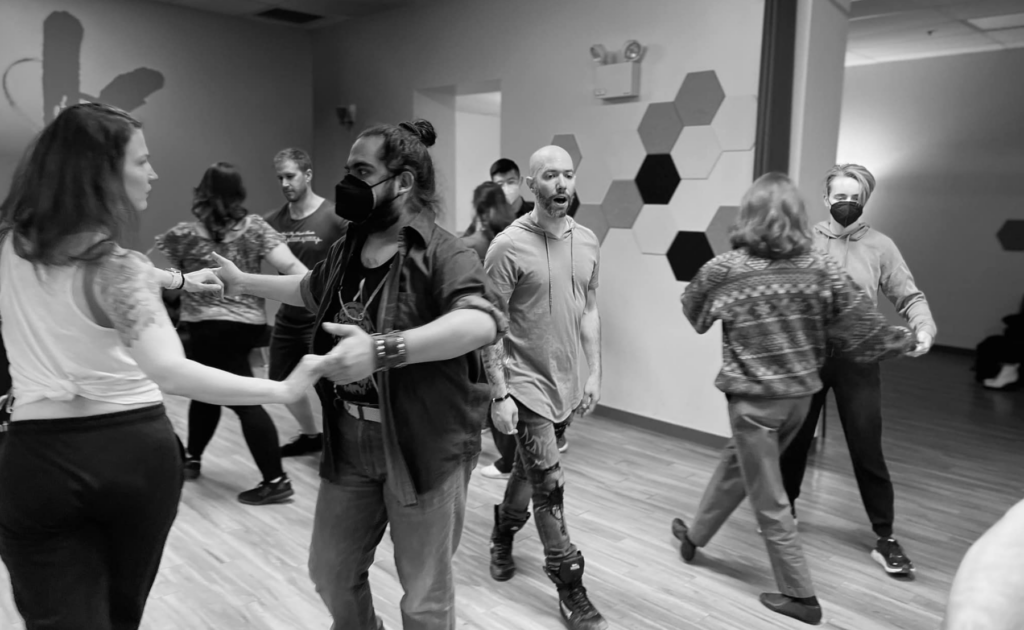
[489,505,530,581]
[544,552,608,630]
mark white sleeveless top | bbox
[0,239,163,409]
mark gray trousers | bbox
[687,395,816,599]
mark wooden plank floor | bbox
[1,351,1022,628]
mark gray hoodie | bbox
[484,213,600,422]
[813,221,937,338]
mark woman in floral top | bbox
[155,162,307,505]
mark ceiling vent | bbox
[255,8,323,25]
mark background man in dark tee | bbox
[264,148,347,456]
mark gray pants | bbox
[687,395,816,599]
[308,413,476,630]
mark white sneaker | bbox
[480,463,511,480]
[984,363,1020,389]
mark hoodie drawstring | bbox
[544,236,553,314]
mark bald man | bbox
[943,499,1024,630]
[481,146,606,629]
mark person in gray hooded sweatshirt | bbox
[779,163,937,577]
[481,145,606,630]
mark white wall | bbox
[312,0,766,438]
[837,48,1024,348]
[0,0,313,252]
[454,109,500,233]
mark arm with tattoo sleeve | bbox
[94,249,319,405]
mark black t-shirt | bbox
[324,250,395,408]
[264,200,348,326]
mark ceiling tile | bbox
[986,25,1024,42]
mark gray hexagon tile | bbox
[712,95,758,151]
[674,70,725,126]
[575,203,610,244]
[638,102,683,154]
[706,206,739,255]
[997,219,1024,251]
[632,205,678,255]
[601,180,644,229]
[552,134,583,169]
[671,126,722,180]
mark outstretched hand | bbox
[210,252,244,296]
[320,323,376,385]
[182,268,224,295]
[282,354,326,402]
[907,330,934,358]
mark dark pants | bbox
[779,358,895,539]
[185,320,283,481]
[308,412,476,630]
[489,409,570,474]
[498,399,577,563]
[0,405,184,630]
[268,310,315,383]
[688,395,815,598]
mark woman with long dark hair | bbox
[154,161,308,505]
[0,103,321,630]
[671,172,915,625]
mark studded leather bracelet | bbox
[371,332,408,372]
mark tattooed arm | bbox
[92,249,321,405]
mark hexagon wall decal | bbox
[671,126,722,180]
[601,179,644,229]
[674,70,725,126]
[712,95,758,151]
[638,102,683,154]
[632,205,678,255]
[635,154,680,205]
[706,206,739,255]
[997,219,1024,251]
[575,203,610,244]
[667,231,716,282]
[551,133,583,169]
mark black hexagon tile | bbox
[601,180,644,229]
[635,154,680,205]
[638,102,683,154]
[667,231,715,282]
[706,206,739,255]
[674,70,725,126]
[552,134,583,169]
[575,203,610,244]
[997,219,1024,251]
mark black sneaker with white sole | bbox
[238,475,295,505]
[280,433,323,457]
[871,537,915,576]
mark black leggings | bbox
[0,405,183,630]
[185,320,282,482]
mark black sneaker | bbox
[759,593,823,625]
[557,434,569,453]
[558,583,608,630]
[671,518,697,562]
[280,433,323,457]
[183,457,201,480]
[238,475,295,505]
[871,538,915,576]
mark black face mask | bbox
[829,201,863,228]
[334,173,398,226]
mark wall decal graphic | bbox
[2,11,165,128]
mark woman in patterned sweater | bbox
[670,172,916,625]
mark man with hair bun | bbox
[213,119,507,630]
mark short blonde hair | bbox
[824,163,876,205]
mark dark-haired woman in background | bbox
[0,103,320,630]
[671,172,915,625]
[154,162,308,506]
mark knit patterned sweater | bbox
[682,248,916,398]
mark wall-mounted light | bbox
[335,104,356,129]
[590,40,645,100]
[622,40,645,62]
